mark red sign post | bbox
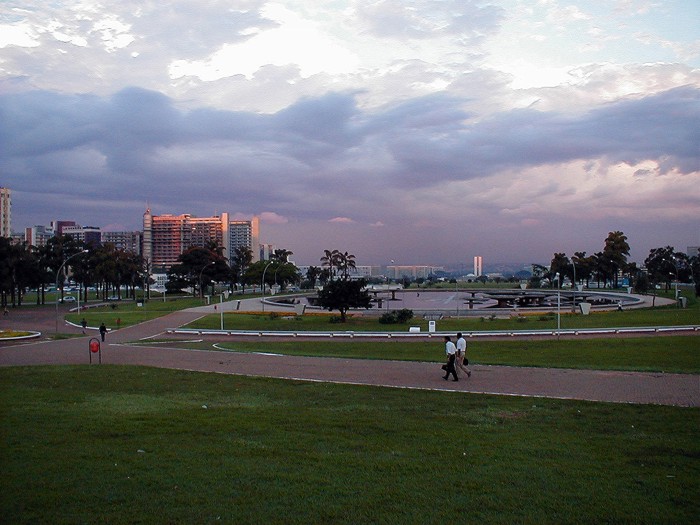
[89,338,101,364]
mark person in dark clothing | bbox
[442,336,458,381]
[99,322,107,342]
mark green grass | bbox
[1,366,697,524]
[64,297,207,328]
[171,336,700,374]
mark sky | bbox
[1,0,699,267]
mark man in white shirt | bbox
[443,336,458,381]
[455,332,472,378]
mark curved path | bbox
[1,301,698,407]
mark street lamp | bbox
[274,261,291,292]
[571,259,577,313]
[261,261,274,312]
[198,261,215,300]
[555,272,561,338]
[219,293,224,330]
[55,249,89,334]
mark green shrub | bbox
[379,309,414,324]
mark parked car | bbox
[107,296,121,301]
[61,296,76,303]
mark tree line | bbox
[538,231,700,296]
[2,231,698,308]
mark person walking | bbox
[455,332,472,378]
[99,322,107,342]
[81,318,87,334]
[443,336,458,381]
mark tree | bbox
[271,248,293,263]
[167,246,228,297]
[645,246,678,291]
[602,231,630,288]
[549,253,570,286]
[690,255,700,297]
[230,247,253,292]
[243,260,299,292]
[572,252,594,287]
[529,264,547,288]
[304,266,321,288]
[316,249,371,321]
[320,249,357,280]
[316,278,372,322]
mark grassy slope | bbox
[1,366,698,525]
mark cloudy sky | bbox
[1,1,699,267]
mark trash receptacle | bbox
[679,297,687,308]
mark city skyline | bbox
[1,1,699,266]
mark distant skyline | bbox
[1,1,699,266]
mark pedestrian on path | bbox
[455,332,471,378]
[99,322,107,342]
[442,336,458,381]
[81,318,87,334]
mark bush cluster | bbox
[378,308,414,324]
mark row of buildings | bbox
[2,188,261,273]
[3,186,482,279]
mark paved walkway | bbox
[1,301,698,407]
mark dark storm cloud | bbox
[2,85,698,228]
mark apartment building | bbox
[143,209,259,271]
[102,230,142,255]
[63,225,102,247]
[387,265,444,280]
[25,225,53,247]
[0,187,10,237]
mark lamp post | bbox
[386,260,394,311]
[220,293,224,330]
[671,257,679,305]
[261,261,274,312]
[198,261,215,301]
[55,249,88,334]
[571,259,577,313]
[274,261,291,293]
[555,272,561,338]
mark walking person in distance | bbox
[99,322,107,342]
[443,336,458,381]
[455,332,472,378]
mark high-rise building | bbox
[25,225,53,247]
[0,187,10,237]
[474,256,483,277]
[102,230,142,255]
[50,220,77,236]
[63,225,102,247]
[143,209,259,270]
[230,216,260,262]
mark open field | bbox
[1,366,698,525]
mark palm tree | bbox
[320,249,339,279]
[337,251,357,280]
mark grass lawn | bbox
[183,336,700,374]
[1,366,698,525]
[64,297,207,329]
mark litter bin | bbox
[679,297,687,308]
